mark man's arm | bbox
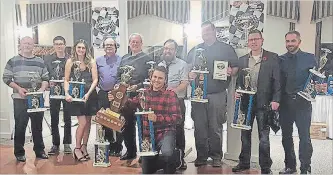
[173,62,189,93]
[271,54,281,103]
[226,45,239,76]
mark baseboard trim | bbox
[0,132,12,139]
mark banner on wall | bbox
[228,0,265,49]
[91,6,120,48]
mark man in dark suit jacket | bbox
[232,29,281,174]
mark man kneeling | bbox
[109,66,182,174]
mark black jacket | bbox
[236,49,281,110]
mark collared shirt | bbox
[187,41,239,94]
[248,50,263,91]
[158,57,189,98]
[96,54,121,91]
[129,87,181,143]
[280,50,317,95]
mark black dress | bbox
[69,65,98,116]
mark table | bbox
[312,95,333,139]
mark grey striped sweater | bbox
[2,55,49,99]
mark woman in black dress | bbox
[64,39,98,161]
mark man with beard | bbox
[158,39,189,170]
[187,21,239,167]
[112,33,152,160]
[231,29,280,174]
[279,31,316,174]
[44,36,72,155]
[96,38,123,156]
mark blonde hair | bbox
[71,39,94,70]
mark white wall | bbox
[321,16,333,43]
[38,19,74,46]
[127,15,183,47]
[263,16,290,55]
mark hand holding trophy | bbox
[26,72,48,113]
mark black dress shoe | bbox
[36,152,49,159]
[232,164,250,172]
[279,167,297,174]
[194,159,207,167]
[300,166,311,174]
[120,152,136,160]
[179,160,187,170]
[16,155,26,162]
[261,169,273,174]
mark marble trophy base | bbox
[297,91,316,102]
[93,141,111,167]
[189,98,208,103]
[49,95,65,100]
[191,70,209,74]
[135,110,154,115]
[235,89,256,95]
[230,123,251,130]
[27,108,48,113]
[71,98,85,102]
[137,151,158,157]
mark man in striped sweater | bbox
[2,36,49,162]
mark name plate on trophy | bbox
[213,61,228,80]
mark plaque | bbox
[50,60,65,99]
[190,48,209,103]
[231,68,256,130]
[298,67,326,102]
[135,88,158,156]
[26,72,48,113]
[213,60,228,80]
[68,61,85,102]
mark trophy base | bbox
[135,110,154,115]
[231,123,251,130]
[27,108,48,113]
[309,69,326,79]
[93,141,111,167]
[297,91,316,102]
[191,70,209,74]
[69,81,85,84]
[137,151,158,157]
[189,98,208,103]
[49,95,65,99]
[93,162,111,167]
[236,89,256,95]
[71,98,85,102]
[50,80,64,83]
[26,91,44,95]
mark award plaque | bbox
[231,68,256,130]
[213,60,228,80]
[135,88,158,156]
[298,67,326,102]
[143,61,155,88]
[68,61,86,102]
[95,65,134,132]
[93,124,111,167]
[26,72,48,113]
[190,48,209,103]
[50,60,65,99]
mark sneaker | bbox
[63,144,72,154]
[212,159,222,167]
[48,145,59,155]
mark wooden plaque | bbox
[110,84,127,113]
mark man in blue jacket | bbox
[279,31,316,174]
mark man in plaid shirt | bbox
[109,66,182,173]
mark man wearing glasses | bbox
[232,29,281,174]
[96,38,123,156]
[44,36,72,155]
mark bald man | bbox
[2,36,49,162]
[96,38,123,156]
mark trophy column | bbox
[93,124,111,167]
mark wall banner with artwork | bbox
[228,0,265,49]
[92,3,120,49]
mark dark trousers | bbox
[238,110,272,170]
[176,98,186,155]
[13,99,45,156]
[97,90,123,152]
[122,108,136,156]
[279,95,313,171]
[50,99,71,146]
[142,131,180,174]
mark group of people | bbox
[2,20,317,174]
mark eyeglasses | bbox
[248,38,262,42]
[105,44,115,47]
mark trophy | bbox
[26,72,48,113]
[93,124,111,167]
[318,48,331,74]
[231,68,256,130]
[327,75,333,95]
[68,61,85,102]
[190,48,209,103]
[297,66,326,102]
[135,88,158,156]
[143,61,156,88]
[95,65,134,132]
[49,60,65,99]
